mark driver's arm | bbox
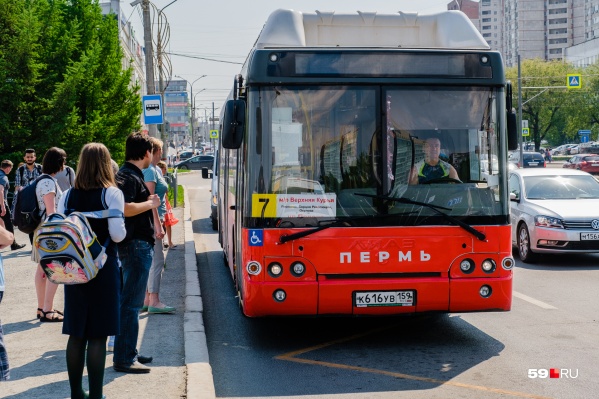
[408,167,419,185]
[449,165,460,180]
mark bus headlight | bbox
[273,289,286,302]
[479,285,492,298]
[481,259,496,273]
[268,262,283,277]
[460,259,474,274]
[246,261,262,275]
[290,261,305,277]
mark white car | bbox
[509,168,599,263]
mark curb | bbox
[183,188,216,398]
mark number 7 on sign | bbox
[252,194,277,218]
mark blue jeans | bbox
[113,240,154,365]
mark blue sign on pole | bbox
[143,94,163,125]
[579,130,591,143]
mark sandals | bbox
[37,308,63,319]
[39,310,64,322]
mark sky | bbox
[119,0,456,113]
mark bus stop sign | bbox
[143,95,163,124]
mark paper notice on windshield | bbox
[277,194,336,217]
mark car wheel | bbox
[518,223,537,263]
[179,165,188,170]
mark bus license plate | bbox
[581,232,599,240]
[354,290,415,307]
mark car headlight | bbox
[534,215,564,229]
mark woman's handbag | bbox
[164,197,179,227]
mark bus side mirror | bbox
[505,81,518,151]
[507,111,518,150]
[222,99,245,149]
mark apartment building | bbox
[461,0,599,67]
[100,0,146,128]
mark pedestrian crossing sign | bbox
[209,129,219,139]
[567,74,582,89]
[522,127,530,136]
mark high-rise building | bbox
[99,1,146,128]
[457,0,599,67]
[159,79,189,148]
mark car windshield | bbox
[582,156,599,161]
[524,175,599,199]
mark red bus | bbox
[216,9,518,317]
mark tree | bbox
[0,0,44,158]
[0,0,140,167]
[563,63,599,141]
[506,59,584,150]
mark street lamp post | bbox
[156,1,179,142]
[176,75,206,154]
[131,0,180,138]
[193,89,206,143]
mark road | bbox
[182,171,597,399]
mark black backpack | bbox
[11,175,54,234]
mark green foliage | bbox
[0,0,141,172]
[506,59,599,149]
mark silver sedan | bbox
[509,168,599,263]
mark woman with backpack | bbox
[57,143,126,399]
[33,147,66,322]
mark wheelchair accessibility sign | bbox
[248,229,263,246]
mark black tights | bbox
[66,335,107,399]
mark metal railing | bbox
[168,168,178,207]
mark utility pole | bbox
[212,102,215,152]
[518,54,523,163]
[141,0,158,137]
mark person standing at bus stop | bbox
[142,138,174,314]
[113,132,162,374]
[409,137,460,184]
[14,149,42,192]
[0,160,26,250]
[0,223,14,381]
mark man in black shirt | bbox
[0,160,25,250]
[113,133,162,374]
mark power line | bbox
[166,52,244,65]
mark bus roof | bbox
[256,9,489,50]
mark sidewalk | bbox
[0,190,215,398]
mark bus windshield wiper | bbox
[279,219,350,244]
[354,193,487,241]
[278,211,418,244]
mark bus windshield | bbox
[245,85,506,227]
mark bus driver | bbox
[409,137,460,184]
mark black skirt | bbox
[62,250,121,338]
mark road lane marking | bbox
[275,326,553,399]
[277,356,553,399]
[513,291,557,309]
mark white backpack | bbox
[34,209,123,285]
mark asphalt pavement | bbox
[0,189,215,399]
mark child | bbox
[157,161,176,248]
